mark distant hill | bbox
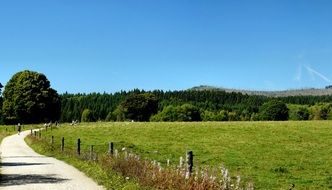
[189,85,332,97]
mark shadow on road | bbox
[0,174,68,186]
[1,162,50,167]
[1,156,46,159]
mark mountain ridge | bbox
[189,85,332,97]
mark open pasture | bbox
[33,121,332,189]
[0,124,36,142]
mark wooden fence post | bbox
[61,137,65,152]
[34,131,37,137]
[187,151,193,177]
[90,145,94,160]
[109,142,114,155]
[51,136,54,145]
[77,138,81,155]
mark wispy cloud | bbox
[305,66,332,83]
[294,64,302,82]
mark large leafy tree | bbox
[2,70,61,124]
[118,93,158,121]
[259,100,289,121]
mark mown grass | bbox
[26,121,332,189]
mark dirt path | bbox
[0,130,105,190]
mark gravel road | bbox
[0,130,105,190]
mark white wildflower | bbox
[185,171,190,179]
[236,175,241,190]
[179,156,183,168]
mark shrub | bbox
[228,111,239,121]
[308,103,332,120]
[202,110,229,121]
[250,113,260,121]
[259,100,289,121]
[288,104,309,121]
[178,104,201,121]
[105,112,115,122]
[81,109,94,122]
[118,93,158,121]
[150,105,178,121]
[151,104,201,122]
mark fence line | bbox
[31,132,195,176]
[28,129,253,190]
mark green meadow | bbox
[28,121,332,189]
[0,125,35,142]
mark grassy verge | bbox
[0,125,20,141]
[0,124,41,146]
[26,121,332,189]
[0,124,40,141]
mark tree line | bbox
[1,70,332,124]
[60,90,332,122]
[61,89,268,122]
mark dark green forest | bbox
[59,89,332,122]
[1,71,332,124]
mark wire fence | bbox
[28,127,254,190]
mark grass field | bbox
[0,124,34,142]
[26,121,332,189]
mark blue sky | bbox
[1,0,332,93]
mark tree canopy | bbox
[116,93,158,121]
[2,71,332,123]
[81,109,94,122]
[58,89,332,122]
[259,100,289,121]
[2,70,61,124]
[151,104,201,122]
